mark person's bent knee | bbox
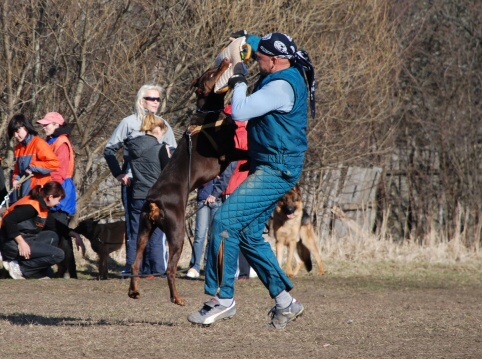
[53,248,65,264]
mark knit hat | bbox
[37,112,65,125]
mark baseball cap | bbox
[37,112,65,125]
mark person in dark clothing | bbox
[0,181,84,279]
[0,157,7,203]
[126,113,172,276]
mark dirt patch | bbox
[0,261,481,358]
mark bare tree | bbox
[390,0,482,242]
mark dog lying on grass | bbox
[272,184,325,277]
[74,219,125,280]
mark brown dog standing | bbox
[273,184,324,277]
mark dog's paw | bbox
[128,290,141,299]
[171,296,186,306]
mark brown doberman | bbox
[128,58,245,305]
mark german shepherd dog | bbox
[273,184,324,277]
[74,219,125,280]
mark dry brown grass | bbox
[74,210,482,281]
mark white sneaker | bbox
[186,268,200,278]
[4,260,25,280]
[249,267,258,278]
[187,298,236,325]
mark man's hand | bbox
[204,195,216,204]
[12,180,21,189]
[228,74,247,89]
[116,173,131,186]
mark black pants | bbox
[238,251,251,279]
[2,230,65,278]
[50,211,77,278]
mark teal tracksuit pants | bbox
[204,161,302,299]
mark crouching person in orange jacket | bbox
[0,182,84,279]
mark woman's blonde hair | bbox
[140,112,167,133]
[135,84,163,122]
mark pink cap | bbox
[37,112,65,125]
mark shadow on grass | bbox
[75,263,200,280]
[0,313,177,327]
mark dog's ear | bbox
[294,183,302,196]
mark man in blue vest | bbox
[188,31,316,329]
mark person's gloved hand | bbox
[228,74,247,89]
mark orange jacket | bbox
[13,135,59,198]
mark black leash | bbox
[186,130,193,198]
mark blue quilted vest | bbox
[247,66,308,165]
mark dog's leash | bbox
[0,174,33,208]
[186,130,193,198]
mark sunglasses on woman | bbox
[144,97,161,102]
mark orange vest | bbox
[1,195,49,232]
[50,135,75,178]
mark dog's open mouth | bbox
[286,213,295,219]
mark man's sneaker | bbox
[187,298,236,325]
[249,267,258,278]
[268,298,304,329]
[3,260,25,280]
[186,268,200,278]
